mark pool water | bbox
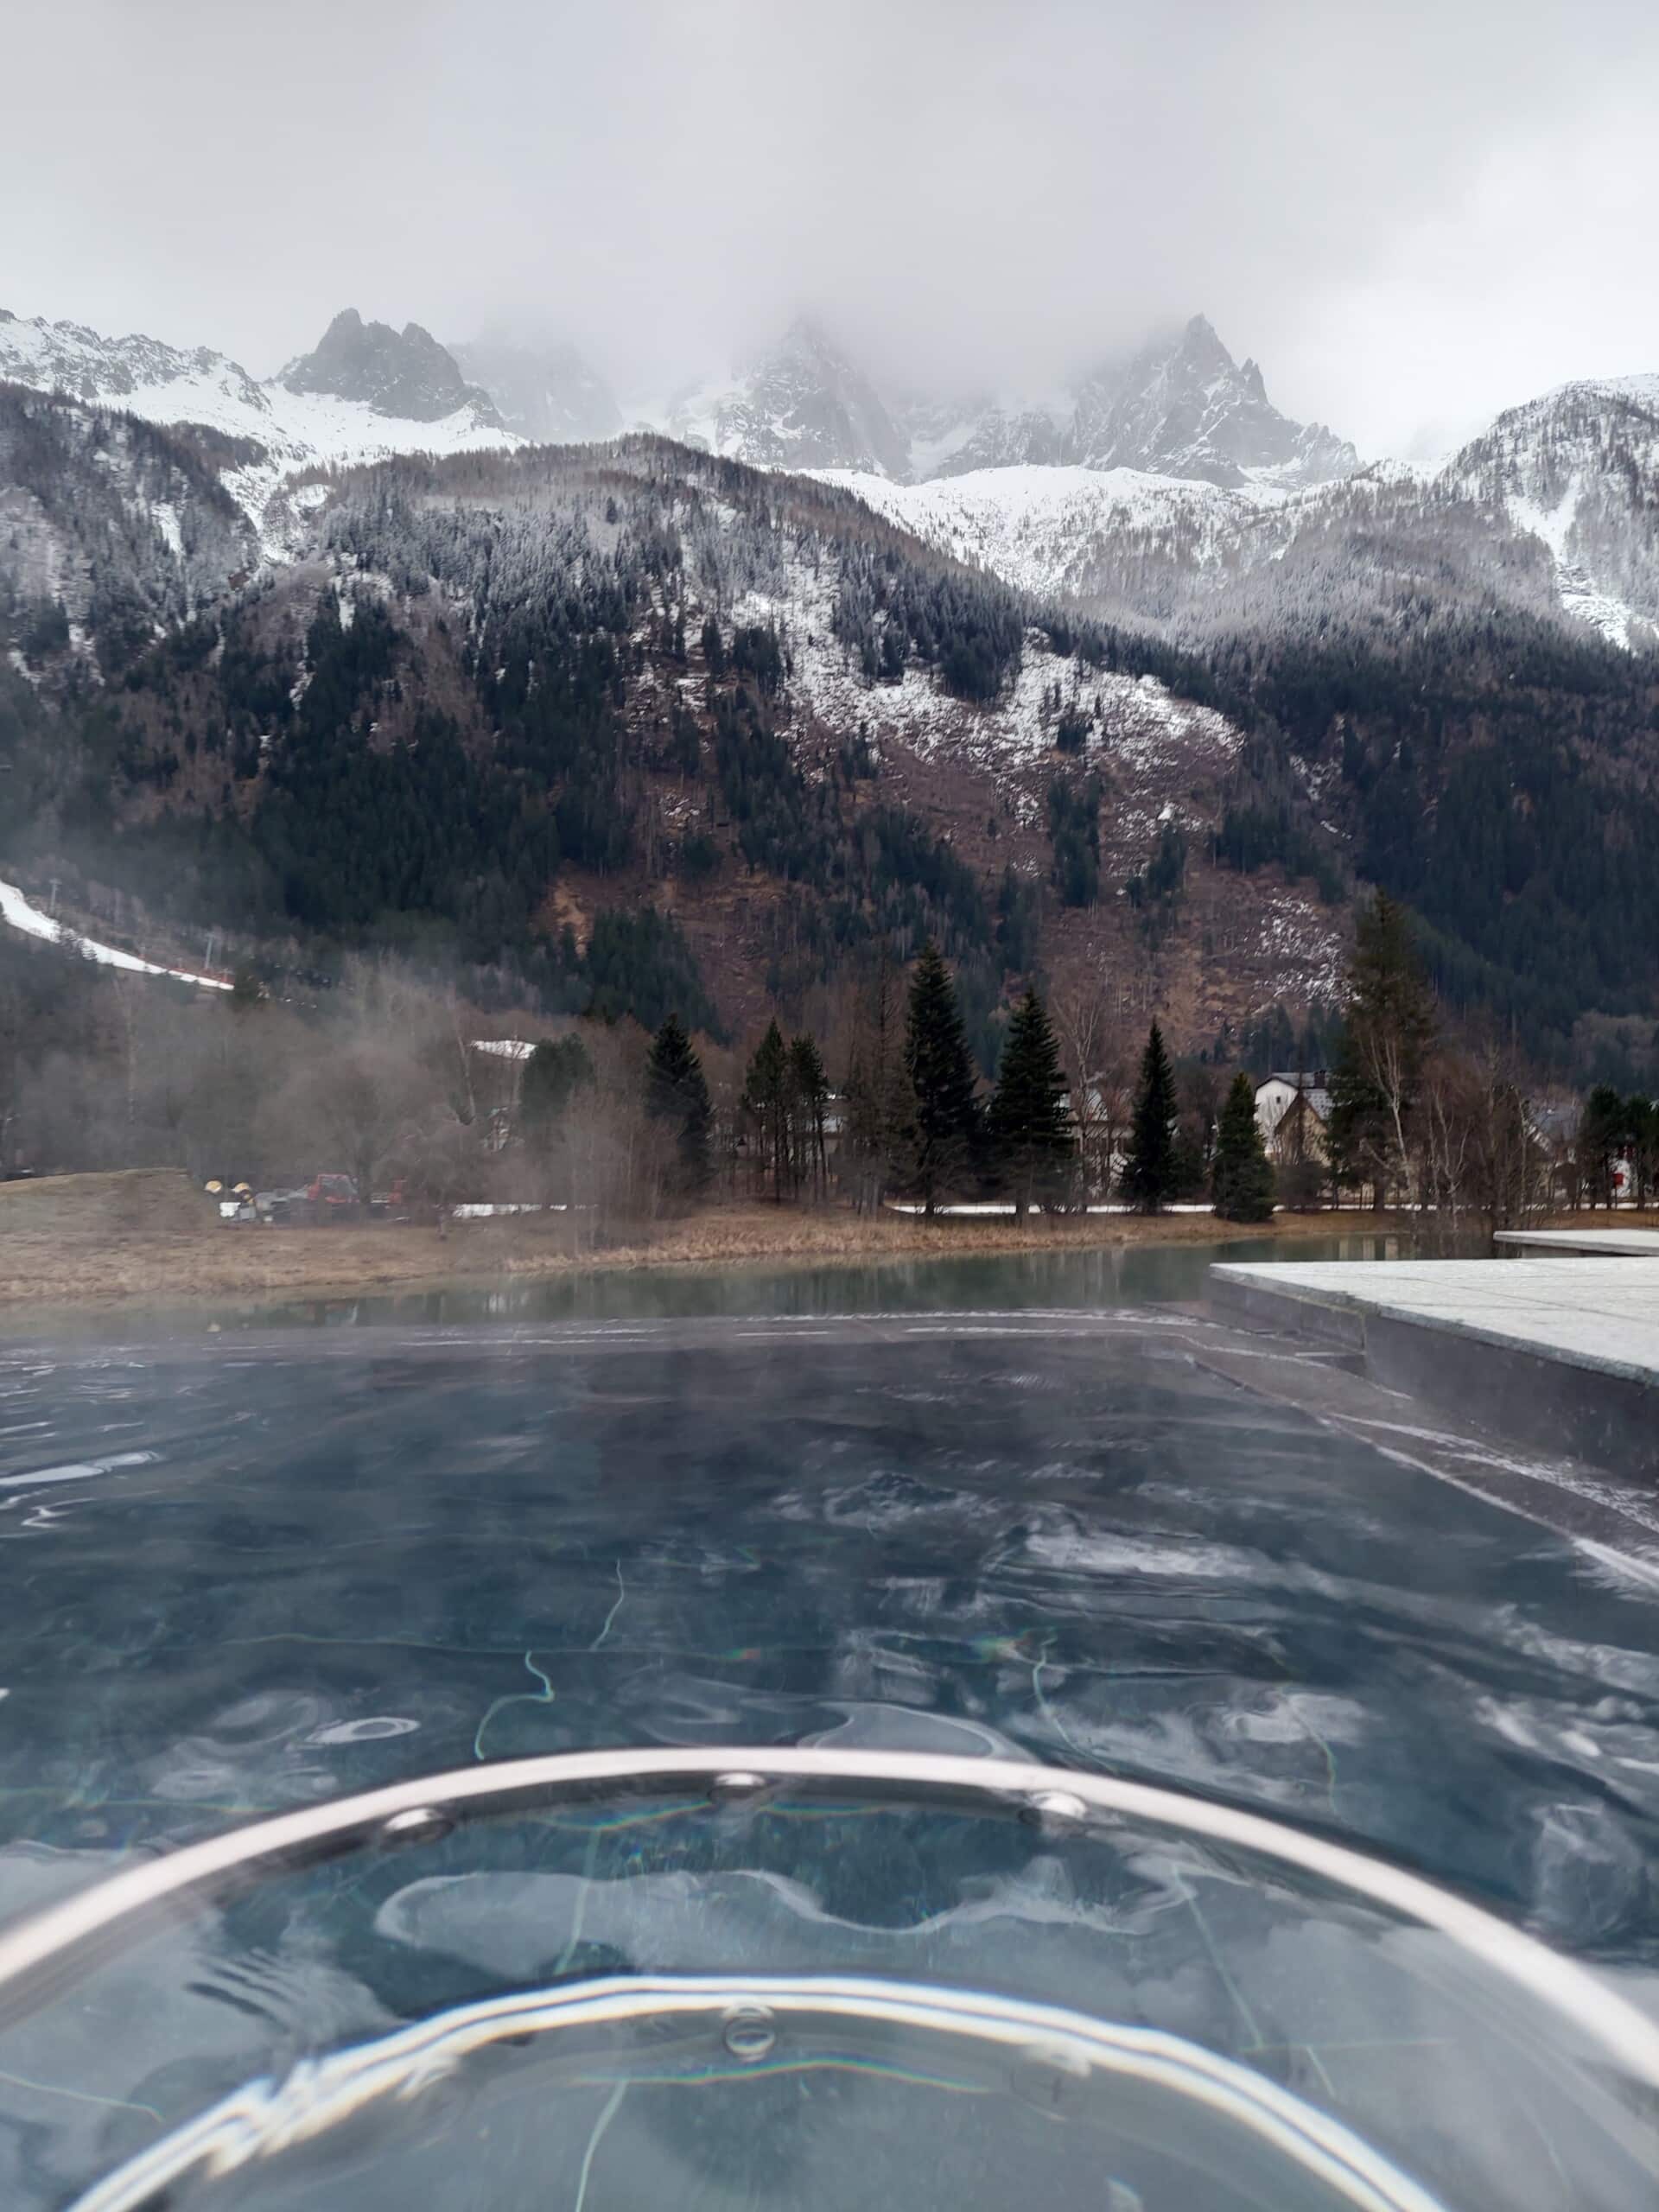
[2,1245,1657,2205]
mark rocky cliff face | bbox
[278,309,502,425]
[1066,315,1357,489]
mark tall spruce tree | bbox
[903,943,980,1217]
[1211,1071,1276,1223]
[988,988,1072,1217]
[645,1014,712,1197]
[1120,1020,1178,1212]
[742,1019,791,1201]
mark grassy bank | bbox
[0,1197,1330,1312]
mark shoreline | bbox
[6,1187,1646,1319]
[0,1202,1372,1315]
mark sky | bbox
[5,0,1658,462]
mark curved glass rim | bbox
[3,1745,1657,2094]
[67,1971,1451,2212]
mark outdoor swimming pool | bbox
[2,1246,1656,2206]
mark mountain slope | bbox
[4,369,1655,1074]
[1440,375,1659,649]
[0,382,258,675]
[826,369,1659,656]
[0,308,518,550]
[0,408,1347,1049]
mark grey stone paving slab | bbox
[1212,1257,1659,1383]
[1208,1257,1659,1479]
[1496,1227,1659,1257]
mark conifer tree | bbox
[1120,1020,1178,1212]
[788,1033,830,1200]
[742,1019,791,1201]
[645,1014,712,1196]
[988,988,1072,1217]
[1576,1085,1628,1209]
[903,942,980,1217]
[1211,1071,1276,1223]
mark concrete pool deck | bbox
[1209,1255,1659,1480]
[1495,1226,1659,1256]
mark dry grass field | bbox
[0,1186,1313,1311]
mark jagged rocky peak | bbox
[450,336,620,443]
[280,308,502,424]
[1070,313,1357,489]
[665,313,910,478]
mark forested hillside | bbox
[3,388,1656,1082]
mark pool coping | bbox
[1207,1259,1659,1481]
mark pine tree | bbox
[903,943,980,1217]
[1120,1020,1178,1212]
[1211,1071,1276,1223]
[1576,1085,1628,1209]
[742,1019,790,1201]
[987,988,1072,1217]
[788,1033,830,1200]
[645,1014,712,1196]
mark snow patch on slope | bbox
[0,879,231,989]
[727,544,1240,779]
[817,464,1269,601]
[1506,485,1645,649]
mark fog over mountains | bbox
[4,292,1654,652]
[3,297,1360,490]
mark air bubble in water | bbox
[721,2005,777,2063]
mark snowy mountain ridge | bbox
[651,312,1358,492]
[4,298,1655,654]
[0,308,522,553]
[822,372,1659,654]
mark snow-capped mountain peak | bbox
[1067,313,1357,490]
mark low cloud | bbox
[4,0,1656,454]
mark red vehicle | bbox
[304,1173,360,1224]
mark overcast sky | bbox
[5,0,1656,460]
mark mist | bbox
[4,0,1658,457]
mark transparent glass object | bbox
[1,1750,1655,2211]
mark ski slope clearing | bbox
[0,879,231,990]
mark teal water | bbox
[2,1236,1655,2209]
